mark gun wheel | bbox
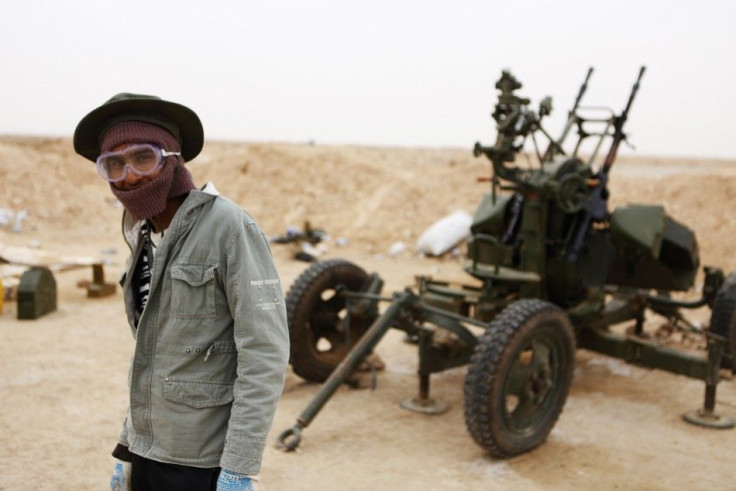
[709,272,736,372]
[285,259,378,382]
[464,299,576,458]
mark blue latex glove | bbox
[216,469,258,491]
[109,461,131,491]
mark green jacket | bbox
[118,183,289,475]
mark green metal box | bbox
[17,267,57,320]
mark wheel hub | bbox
[529,366,552,404]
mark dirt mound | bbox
[2,136,735,268]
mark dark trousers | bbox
[130,454,220,491]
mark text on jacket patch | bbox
[250,278,279,287]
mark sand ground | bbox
[1,136,735,490]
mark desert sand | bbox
[1,136,735,490]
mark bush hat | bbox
[74,93,204,162]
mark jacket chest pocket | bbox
[170,263,217,319]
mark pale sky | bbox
[2,0,734,159]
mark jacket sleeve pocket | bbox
[170,263,217,318]
[163,378,234,408]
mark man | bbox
[73,93,290,490]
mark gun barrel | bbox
[543,67,594,161]
[568,66,647,263]
[573,67,594,109]
[601,66,646,175]
[621,66,646,124]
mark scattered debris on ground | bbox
[271,221,330,262]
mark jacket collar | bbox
[122,181,220,249]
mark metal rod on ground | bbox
[276,290,415,451]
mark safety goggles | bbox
[95,143,181,183]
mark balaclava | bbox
[100,121,196,222]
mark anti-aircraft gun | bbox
[276,67,736,458]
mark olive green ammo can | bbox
[17,267,57,320]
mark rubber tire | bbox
[709,272,736,372]
[464,299,576,458]
[285,259,377,383]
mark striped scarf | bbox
[133,222,155,327]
